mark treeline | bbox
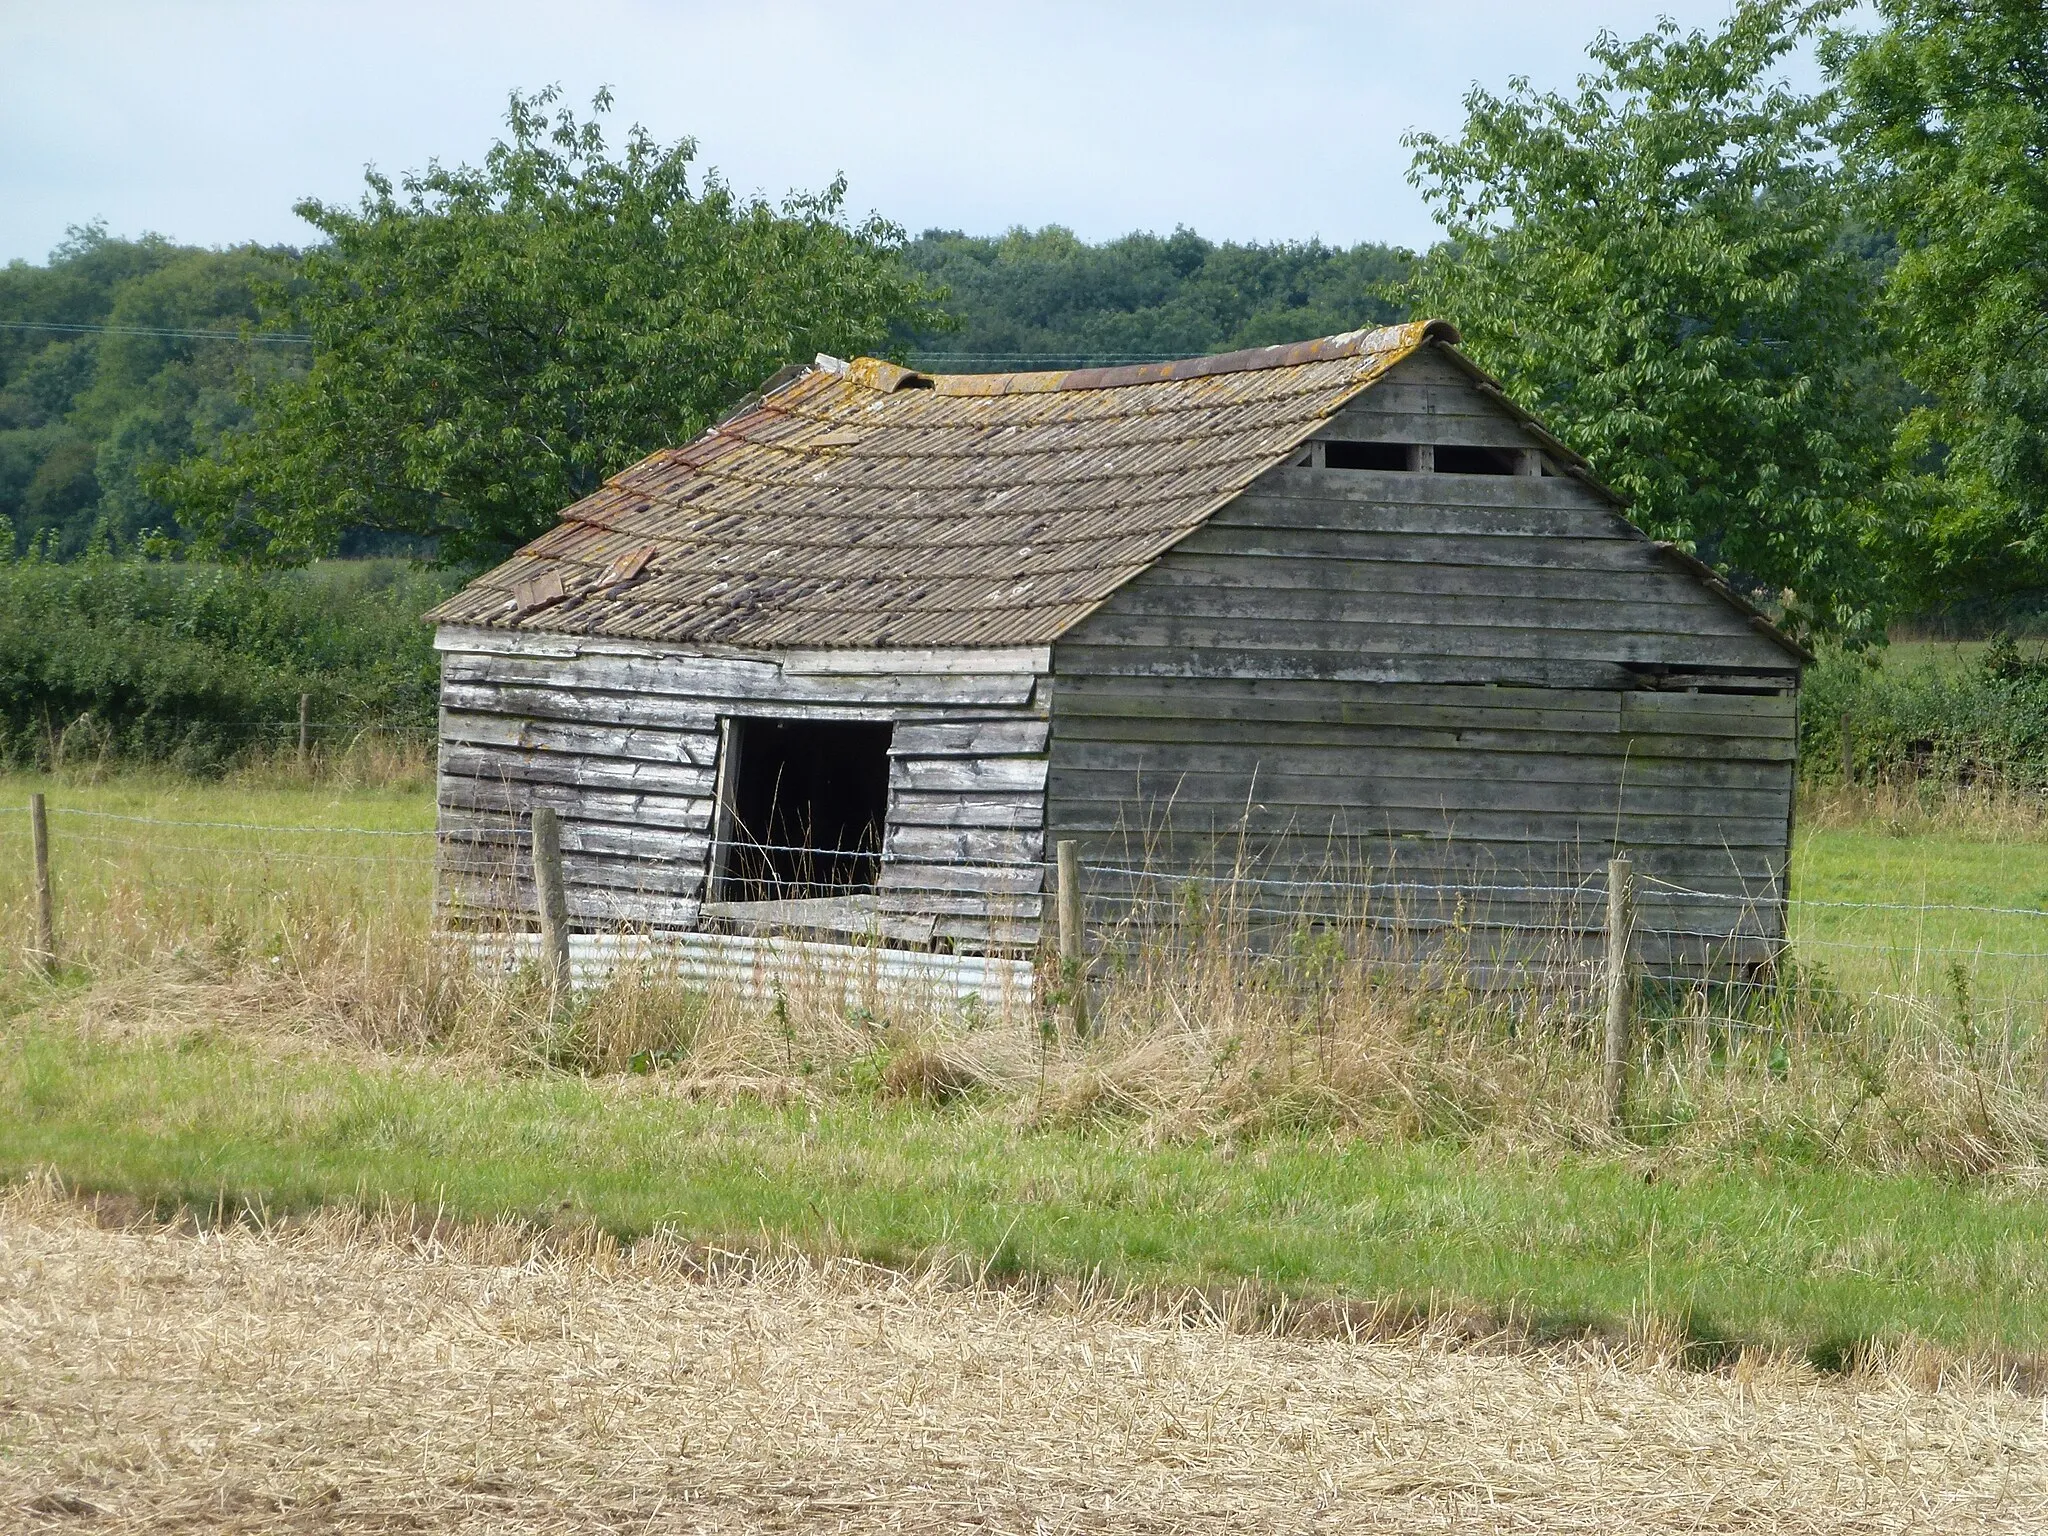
[0,228,295,557]
[1,221,1414,562]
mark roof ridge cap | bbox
[851,319,1459,397]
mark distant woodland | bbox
[0,222,1411,561]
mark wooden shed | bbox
[424,320,1806,994]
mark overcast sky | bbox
[3,1,1839,265]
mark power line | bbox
[0,319,312,345]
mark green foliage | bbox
[1803,637,2048,786]
[1403,1,1906,639]
[0,552,451,767]
[0,225,298,557]
[1827,1,2048,594]
[160,88,938,567]
[897,226,1412,366]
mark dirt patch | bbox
[2,1182,2045,1534]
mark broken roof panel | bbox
[425,321,1459,649]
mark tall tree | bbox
[161,89,937,567]
[1828,1,2048,595]
[1403,1,1905,639]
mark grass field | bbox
[7,767,2048,1369]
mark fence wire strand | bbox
[15,801,2048,980]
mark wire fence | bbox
[10,796,2048,1022]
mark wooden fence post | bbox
[29,791,54,975]
[297,692,311,769]
[1603,853,1635,1126]
[531,806,571,996]
[1056,838,1090,1037]
[1839,711,1853,788]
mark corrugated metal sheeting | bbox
[466,930,1037,1006]
[424,322,1457,649]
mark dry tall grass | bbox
[1803,776,2048,840]
[8,774,2048,1178]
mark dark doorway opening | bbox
[715,718,893,901]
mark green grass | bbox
[2,768,435,834]
[6,1024,2048,1362]
[7,769,2048,1365]
[1793,820,2048,1004]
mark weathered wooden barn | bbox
[424,320,1806,992]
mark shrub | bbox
[0,549,454,767]
[1803,637,2048,788]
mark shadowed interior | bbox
[718,718,893,900]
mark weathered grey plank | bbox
[885,825,1045,864]
[439,682,723,732]
[1044,802,1791,847]
[440,744,716,797]
[1052,678,1796,738]
[1091,584,1755,640]
[439,875,700,929]
[439,845,703,896]
[439,710,718,768]
[886,790,1047,830]
[1240,465,1620,512]
[1046,759,1790,818]
[889,757,1050,793]
[699,896,937,948]
[781,645,1052,677]
[439,678,1048,733]
[439,810,709,863]
[1167,528,1683,573]
[1061,618,1779,669]
[1138,546,1699,594]
[1212,493,1620,541]
[434,626,1050,679]
[1622,692,1798,729]
[890,718,1052,757]
[438,778,713,831]
[1315,412,1536,448]
[879,861,1047,897]
[1063,859,1787,911]
[1053,645,1641,689]
[440,650,1039,708]
[1050,718,1798,769]
[876,890,1046,920]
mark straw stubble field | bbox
[6,1178,2047,1535]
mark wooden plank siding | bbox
[1046,351,1801,973]
[432,626,1051,950]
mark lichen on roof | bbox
[425,321,1456,649]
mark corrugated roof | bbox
[425,321,1465,649]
